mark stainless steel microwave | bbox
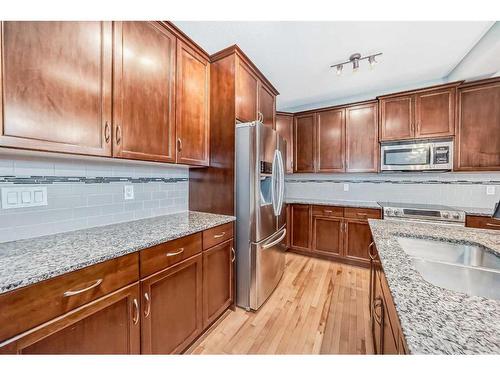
[380,139,453,171]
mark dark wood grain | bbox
[455,78,500,171]
[465,215,500,230]
[236,57,258,122]
[345,102,378,172]
[294,113,315,172]
[290,204,311,251]
[202,239,233,328]
[0,21,112,156]
[203,222,234,250]
[259,82,276,128]
[276,112,294,173]
[316,109,345,172]
[344,219,373,262]
[141,254,203,354]
[312,216,343,256]
[176,39,210,166]
[415,86,456,138]
[379,95,414,141]
[0,284,141,354]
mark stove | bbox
[378,202,466,226]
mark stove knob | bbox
[442,212,450,218]
[394,209,402,216]
[386,208,394,216]
[452,213,460,219]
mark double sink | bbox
[396,236,500,300]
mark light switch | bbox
[343,184,349,192]
[1,186,47,209]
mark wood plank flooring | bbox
[189,252,374,354]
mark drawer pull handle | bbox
[166,248,184,257]
[324,210,333,213]
[486,223,500,228]
[368,241,377,260]
[63,278,103,297]
[144,292,151,318]
[231,247,236,263]
[357,213,368,217]
[132,298,139,325]
[214,232,226,239]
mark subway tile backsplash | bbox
[0,154,189,243]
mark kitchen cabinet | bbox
[113,21,176,163]
[288,204,381,267]
[316,109,345,172]
[0,284,141,354]
[276,112,294,173]
[465,215,500,231]
[203,239,234,328]
[259,82,276,129]
[0,21,113,156]
[290,204,312,251]
[455,78,500,171]
[141,254,203,354]
[175,39,210,166]
[294,114,316,172]
[345,102,379,172]
[379,83,458,142]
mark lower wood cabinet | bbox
[203,239,234,328]
[466,215,500,231]
[141,254,203,354]
[289,204,381,267]
[0,284,141,354]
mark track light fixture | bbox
[330,52,382,75]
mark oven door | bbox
[381,143,432,171]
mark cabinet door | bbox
[236,59,258,122]
[203,240,233,328]
[276,113,294,173]
[312,216,343,256]
[176,40,210,166]
[316,109,345,172]
[294,114,316,172]
[141,254,203,354]
[345,103,378,172]
[0,21,112,156]
[415,87,455,138]
[456,80,500,171]
[290,204,311,251]
[466,215,500,231]
[382,298,398,354]
[344,219,372,262]
[0,284,140,354]
[258,82,276,129]
[112,21,176,163]
[379,95,414,141]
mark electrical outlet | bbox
[343,183,349,192]
[486,186,495,195]
[124,185,134,200]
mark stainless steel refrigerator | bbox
[235,121,287,311]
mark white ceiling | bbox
[174,21,495,112]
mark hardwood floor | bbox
[188,252,374,354]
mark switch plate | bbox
[124,185,134,200]
[1,187,47,209]
[486,186,495,195]
[343,183,349,192]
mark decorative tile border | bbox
[0,176,188,185]
[285,179,500,185]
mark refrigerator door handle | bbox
[262,229,287,249]
[271,149,280,216]
[276,150,285,216]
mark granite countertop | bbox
[0,211,235,295]
[368,219,500,354]
[455,206,495,217]
[285,198,381,210]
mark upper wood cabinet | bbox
[258,82,276,129]
[113,21,176,163]
[379,83,458,142]
[235,56,277,127]
[0,284,141,354]
[455,78,500,171]
[276,112,294,173]
[294,113,316,172]
[316,109,345,172]
[175,39,210,166]
[0,21,113,156]
[345,102,379,172]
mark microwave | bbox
[380,139,453,171]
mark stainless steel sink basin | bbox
[396,236,500,300]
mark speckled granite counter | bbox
[285,198,381,210]
[455,206,495,217]
[368,219,500,354]
[0,211,235,294]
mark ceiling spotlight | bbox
[350,53,361,72]
[368,55,377,68]
[330,52,382,75]
[336,65,343,76]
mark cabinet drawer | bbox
[311,205,344,218]
[0,253,139,343]
[466,215,500,231]
[203,223,234,250]
[344,207,381,220]
[140,233,202,277]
